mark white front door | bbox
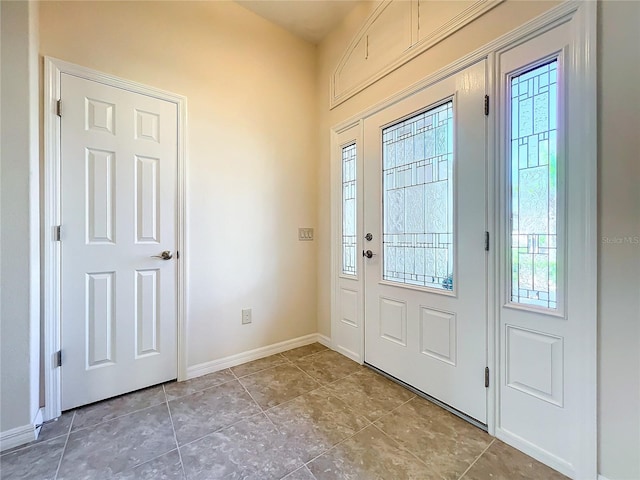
[363,60,488,423]
[60,73,178,410]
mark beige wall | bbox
[316,1,640,478]
[38,1,319,368]
[1,0,41,433]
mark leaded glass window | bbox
[510,60,559,309]
[382,101,454,290]
[342,143,357,276]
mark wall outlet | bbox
[242,308,252,324]
[298,227,314,241]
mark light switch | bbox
[298,228,314,241]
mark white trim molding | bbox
[0,425,37,453]
[330,0,504,108]
[42,57,188,421]
[186,334,330,379]
[0,409,42,453]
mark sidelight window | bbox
[342,143,357,276]
[509,60,560,309]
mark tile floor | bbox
[0,343,567,479]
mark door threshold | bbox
[364,362,488,432]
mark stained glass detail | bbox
[342,143,357,276]
[510,61,559,309]
[382,101,454,290]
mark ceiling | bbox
[235,0,362,44]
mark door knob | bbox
[151,250,173,260]
[363,250,375,259]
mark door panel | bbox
[61,73,178,410]
[364,60,487,423]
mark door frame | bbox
[42,57,188,421]
[330,1,596,476]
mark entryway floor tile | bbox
[1,344,568,480]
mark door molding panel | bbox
[43,57,188,421]
[330,2,596,478]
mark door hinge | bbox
[54,225,61,241]
[484,231,490,251]
[484,95,489,116]
[56,99,62,117]
[54,350,62,368]
[485,367,490,388]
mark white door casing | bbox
[329,3,596,478]
[363,60,488,424]
[44,58,188,418]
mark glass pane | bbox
[510,60,558,309]
[342,143,357,276]
[382,101,454,290]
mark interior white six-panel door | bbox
[363,60,488,423]
[60,73,178,410]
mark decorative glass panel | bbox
[382,101,454,290]
[342,143,357,275]
[510,61,558,309]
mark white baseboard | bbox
[186,333,329,379]
[598,475,611,480]
[496,427,575,478]
[0,408,42,452]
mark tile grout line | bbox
[258,366,361,416]
[259,367,383,419]
[327,384,415,430]
[53,410,75,480]
[169,348,372,461]
[232,358,289,379]
[288,361,324,388]
[303,420,373,468]
[279,463,318,480]
[164,374,237,403]
[120,448,183,476]
[369,422,434,470]
[302,464,319,480]
[69,398,168,434]
[281,346,329,364]
[457,438,496,480]
[233,360,326,420]
[163,384,187,479]
[175,411,266,451]
[299,378,419,472]
[84,390,179,476]
[369,395,416,424]
[232,368,266,414]
[230,369,282,432]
